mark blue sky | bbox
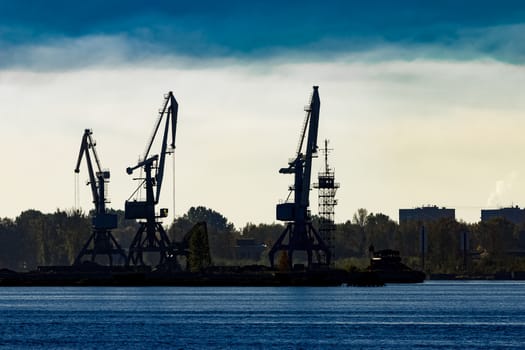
[1,1,525,226]
[1,1,525,66]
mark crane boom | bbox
[126,92,178,207]
[301,87,320,207]
[143,92,177,159]
[75,129,109,213]
[156,93,178,202]
[75,129,103,171]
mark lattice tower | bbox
[313,140,339,267]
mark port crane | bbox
[74,129,127,266]
[268,86,331,269]
[125,91,178,267]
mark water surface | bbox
[0,281,523,349]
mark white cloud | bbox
[487,171,519,207]
[1,58,525,227]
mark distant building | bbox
[235,239,266,261]
[481,206,525,225]
[399,206,455,223]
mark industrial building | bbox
[481,206,525,224]
[399,206,455,223]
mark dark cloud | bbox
[0,0,524,68]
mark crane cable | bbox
[137,165,144,200]
[74,172,80,210]
[172,150,176,223]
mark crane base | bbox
[74,231,127,266]
[127,222,175,268]
[268,222,331,270]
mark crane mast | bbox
[125,91,178,267]
[269,86,331,269]
[73,129,126,266]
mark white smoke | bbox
[487,171,518,207]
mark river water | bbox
[0,281,523,349]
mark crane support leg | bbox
[127,222,174,267]
[269,222,331,270]
[74,230,127,266]
[268,225,291,268]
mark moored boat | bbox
[368,249,425,283]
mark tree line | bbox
[1,206,524,274]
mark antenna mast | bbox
[313,139,339,267]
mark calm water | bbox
[0,281,524,349]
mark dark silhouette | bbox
[269,86,331,269]
[73,129,126,266]
[1,206,525,280]
[125,92,178,268]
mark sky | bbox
[1,1,525,228]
